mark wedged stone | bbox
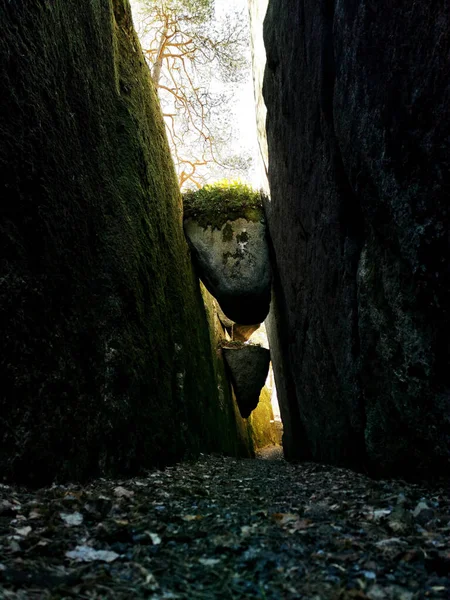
[184,217,271,325]
[214,301,260,341]
[233,324,260,342]
[214,300,234,330]
[222,345,270,418]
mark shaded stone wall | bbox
[200,286,255,459]
[262,0,450,475]
[0,0,252,483]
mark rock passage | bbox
[1,452,449,599]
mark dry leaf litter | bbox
[0,447,449,599]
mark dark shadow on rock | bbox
[223,345,270,419]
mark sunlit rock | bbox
[184,217,271,324]
[233,324,261,342]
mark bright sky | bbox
[128,0,261,187]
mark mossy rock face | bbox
[201,286,255,458]
[249,387,279,449]
[0,0,250,484]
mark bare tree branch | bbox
[135,0,252,189]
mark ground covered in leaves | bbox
[0,449,449,599]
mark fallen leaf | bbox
[290,519,312,531]
[148,532,162,545]
[198,558,221,566]
[65,545,119,563]
[64,491,83,500]
[362,571,376,580]
[114,486,134,498]
[271,512,299,525]
[60,512,83,526]
[373,509,391,521]
[15,526,32,537]
[9,541,21,555]
[375,537,407,547]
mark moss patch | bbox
[0,0,252,484]
[201,286,254,458]
[248,387,278,449]
[183,180,264,230]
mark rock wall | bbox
[0,0,252,484]
[249,387,280,449]
[262,0,450,476]
[201,286,255,458]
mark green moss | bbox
[248,387,278,449]
[201,285,254,457]
[222,222,234,242]
[220,340,245,349]
[183,180,264,230]
[0,0,253,483]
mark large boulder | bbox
[222,345,270,418]
[183,183,272,325]
[184,217,271,324]
[260,0,450,476]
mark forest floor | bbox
[0,447,449,599]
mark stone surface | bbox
[184,218,271,324]
[233,324,261,342]
[223,345,271,418]
[214,302,261,342]
[0,0,252,484]
[248,386,279,449]
[262,0,450,476]
[215,300,235,330]
[201,286,255,458]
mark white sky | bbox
[128,0,261,187]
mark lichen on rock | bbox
[183,182,272,325]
